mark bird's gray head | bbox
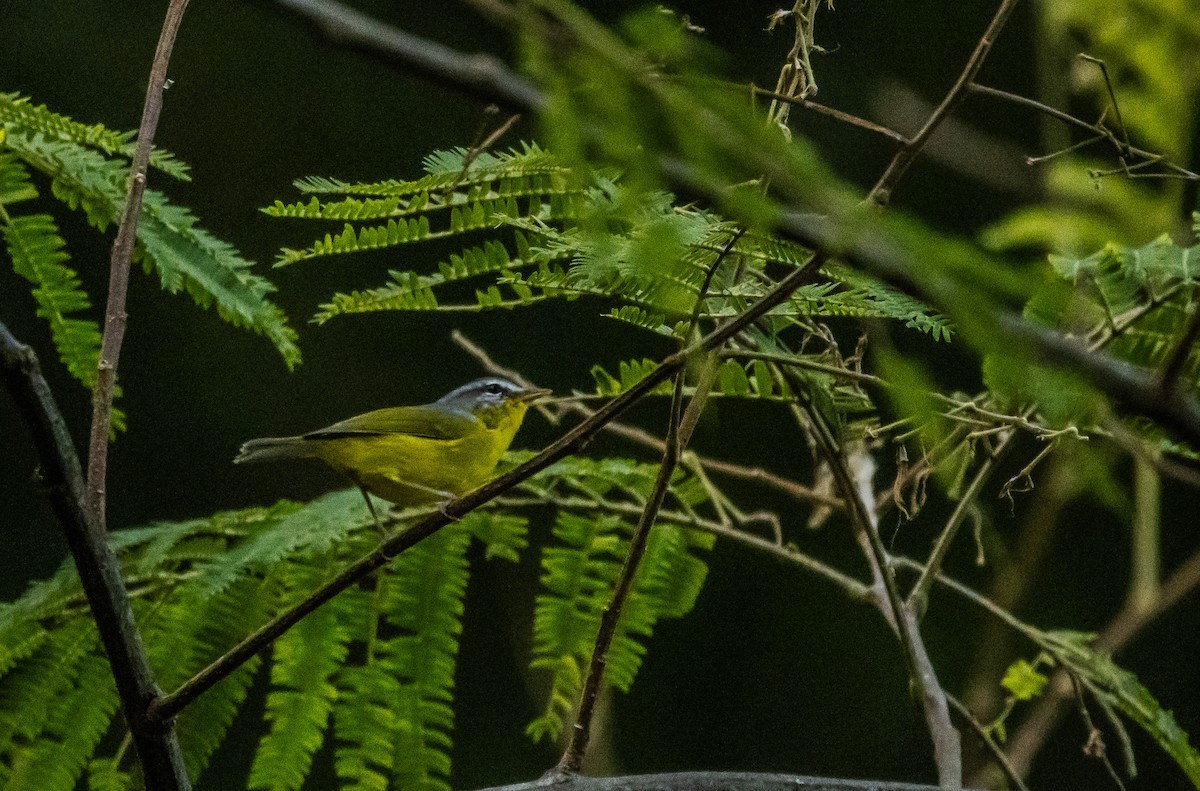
[436,377,541,412]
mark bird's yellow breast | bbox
[307,401,528,505]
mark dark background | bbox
[2,2,1197,789]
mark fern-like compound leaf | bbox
[2,131,300,368]
[0,92,190,180]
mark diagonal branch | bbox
[968,83,1200,180]
[867,0,1022,205]
[1,323,191,790]
[554,234,733,775]
[261,0,544,110]
[451,331,843,508]
[553,368,689,776]
[262,0,1200,450]
[87,0,192,527]
[773,362,962,788]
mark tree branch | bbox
[260,0,544,111]
[262,0,1200,452]
[774,363,962,788]
[968,83,1200,180]
[554,369,688,775]
[452,330,843,509]
[867,0,1022,205]
[994,546,1200,782]
[747,84,908,144]
[556,238,732,774]
[86,0,191,527]
[907,431,1016,616]
[0,323,191,790]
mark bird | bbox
[234,376,550,530]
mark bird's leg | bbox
[354,483,387,537]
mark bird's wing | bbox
[304,405,477,441]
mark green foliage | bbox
[1000,658,1049,701]
[0,93,190,181]
[988,233,1200,451]
[0,149,126,429]
[985,0,1199,254]
[268,145,949,344]
[511,455,714,741]
[0,455,717,789]
[1036,630,1200,786]
[526,513,712,742]
[0,94,301,377]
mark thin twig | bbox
[1078,55,1131,154]
[867,0,1022,205]
[946,694,1032,791]
[1068,674,1129,791]
[555,225,736,774]
[1158,299,1200,393]
[1,324,191,789]
[268,0,1200,451]
[908,432,1015,617]
[86,0,191,527]
[968,83,1200,180]
[554,369,689,775]
[745,83,907,143]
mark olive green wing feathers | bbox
[304,405,478,441]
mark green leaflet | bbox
[2,649,119,791]
[988,234,1200,449]
[1,129,300,369]
[0,92,190,180]
[333,526,473,791]
[526,513,713,742]
[0,455,710,788]
[0,494,372,787]
[268,143,947,339]
[0,152,125,429]
[1037,631,1200,786]
[249,575,352,791]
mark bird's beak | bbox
[516,387,553,404]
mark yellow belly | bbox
[307,430,504,506]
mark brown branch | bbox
[148,250,829,724]
[1,323,191,789]
[996,547,1200,781]
[261,0,544,110]
[769,209,1200,449]
[86,0,191,528]
[556,228,733,775]
[554,371,688,775]
[867,0,1022,205]
[968,83,1200,180]
[907,431,1016,616]
[265,0,1200,451]
[747,84,908,144]
[946,694,1032,791]
[775,363,962,788]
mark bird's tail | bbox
[233,436,312,464]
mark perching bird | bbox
[234,376,549,529]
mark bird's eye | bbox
[485,383,504,396]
